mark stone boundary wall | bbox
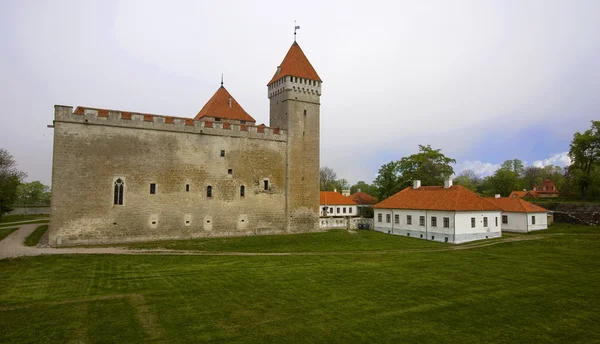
[54,105,287,142]
[8,206,50,215]
[534,202,600,226]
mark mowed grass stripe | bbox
[0,225,598,343]
[23,224,48,247]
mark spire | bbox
[220,74,224,87]
[267,41,321,86]
[294,21,300,42]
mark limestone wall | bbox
[49,106,290,245]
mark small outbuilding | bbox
[486,196,548,232]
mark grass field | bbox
[0,227,19,242]
[1,223,599,343]
[23,225,48,247]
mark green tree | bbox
[373,161,401,201]
[489,161,521,196]
[568,121,600,198]
[16,181,51,205]
[0,148,27,219]
[522,166,543,190]
[453,169,481,192]
[350,181,379,198]
[373,145,456,200]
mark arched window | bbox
[240,185,245,197]
[114,178,124,205]
[207,186,212,198]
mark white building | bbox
[373,180,502,244]
[320,191,358,229]
[486,196,548,232]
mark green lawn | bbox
[0,214,49,224]
[0,227,19,242]
[23,225,48,247]
[1,224,599,343]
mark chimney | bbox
[334,188,337,193]
[276,66,281,75]
[358,188,362,192]
[495,194,501,198]
[413,180,421,189]
[444,178,453,189]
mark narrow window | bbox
[264,180,269,190]
[343,207,347,214]
[407,215,412,225]
[386,214,391,223]
[502,215,508,224]
[431,217,437,227]
[186,184,190,192]
[495,217,498,226]
[329,208,333,213]
[378,214,382,222]
[532,216,536,225]
[349,207,352,214]
[471,218,476,228]
[419,216,425,226]
[113,178,124,205]
[304,109,307,116]
[240,185,245,197]
[443,217,450,228]
[228,169,233,175]
[220,150,225,157]
[483,217,488,227]
[394,214,399,224]
[207,186,212,198]
[337,207,340,214]
[150,183,156,194]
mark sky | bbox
[1,0,599,186]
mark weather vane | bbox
[221,73,223,87]
[294,20,300,42]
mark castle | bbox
[48,40,322,246]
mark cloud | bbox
[531,152,572,168]
[454,161,501,178]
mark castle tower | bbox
[267,41,322,232]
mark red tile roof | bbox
[373,185,501,211]
[320,191,357,205]
[509,190,539,198]
[268,42,322,85]
[486,197,548,213]
[348,192,378,205]
[195,86,256,122]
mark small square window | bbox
[241,120,246,124]
[228,169,233,174]
[150,183,156,194]
[220,150,225,157]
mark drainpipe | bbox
[391,210,395,234]
[425,210,428,240]
[453,212,456,244]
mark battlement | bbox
[268,76,322,99]
[54,105,286,141]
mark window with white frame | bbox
[532,215,536,225]
[431,217,437,227]
[386,214,391,223]
[443,217,449,228]
[495,217,498,226]
[378,213,382,222]
[419,216,425,226]
[471,217,476,228]
[407,215,412,225]
[394,214,399,224]
[483,217,488,227]
[502,215,508,224]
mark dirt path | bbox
[0,225,596,260]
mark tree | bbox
[522,166,543,190]
[490,167,520,196]
[0,149,27,219]
[453,169,481,192]
[568,121,600,198]
[16,181,51,205]
[373,161,401,201]
[500,159,525,175]
[350,181,379,198]
[396,145,456,189]
[320,167,337,191]
[337,178,350,190]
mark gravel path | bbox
[1,224,593,260]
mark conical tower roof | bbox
[195,86,256,122]
[267,42,322,85]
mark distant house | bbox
[319,191,358,229]
[510,179,559,199]
[347,191,378,217]
[373,180,502,244]
[486,197,548,232]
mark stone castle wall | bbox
[49,105,297,246]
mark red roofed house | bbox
[320,191,358,228]
[373,179,502,244]
[486,196,548,232]
[347,191,378,217]
[532,179,560,198]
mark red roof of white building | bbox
[485,197,548,213]
[320,191,357,205]
[374,185,500,212]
